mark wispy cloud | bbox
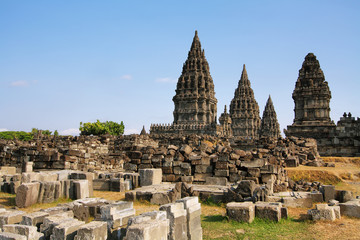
[10,81,29,87]
[0,128,9,132]
[155,77,177,83]
[120,74,133,80]
[124,128,139,135]
[60,128,80,136]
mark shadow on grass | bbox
[0,195,16,207]
[203,215,227,222]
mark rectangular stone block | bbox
[160,202,187,240]
[320,185,335,203]
[74,221,107,240]
[0,232,27,240]
[176,197,202,240]
[2,224,43,240]
[15,182,40,208]
[0,210,25,228]
[240,159,265,168]
[50,218,85,240]
[255,202,281,222]
[125,218,170,240]
[205,177,227,186]
[92,179,110,191]
[339,200,360,218]
[226,202,255,223]
[139,169,162,186]
[21,211,49,228]
[73,180,89,199]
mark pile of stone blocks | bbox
[226,202,288,223]
[0,166,21,194]
[308,203,341,221]
[93,172,139,192]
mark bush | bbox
[79,120,124,136]
[0,131,33,141]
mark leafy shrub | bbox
[79,120,124,136]
[0,131,33,141]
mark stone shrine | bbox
[285,53,335,139]
[259,95,281,138]
[229,65,261,139]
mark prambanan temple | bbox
[150,31,360,156]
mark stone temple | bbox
[259,95,281,138]
[285,53,335,139]
[229,64,261,139]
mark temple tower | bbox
[259,95,281,138]
[219,105,233,137]
[172,31,218,125]
[285,53,335,139]
[229,64,261,138]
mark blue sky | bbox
[0,1,359,135]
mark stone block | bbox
[73,180,89,199]
[21,211,49,228]
[308,204,336,221]
[329,206,341,219]
[0,232,27,240]
[320,185,335,203]
[2,224,43,240]
[40,212,75,238]
[285,156,299,167]
[15,182,40,208]
[125,218,170,240]
[240,159,265,168]
[37,181,61,203]
[339,200,360,218]
[74,221,107,240]
[176,197,202,240]
[50,218,85,240]
[139,169,162,186]
[214,169,229,177]
[226,202,255,223]
[337,190,353,203]
[310,191,324,202]
[0,210,25,228]
[160,202,187,240]
[235,180,256,198]
[110,178,126,192]
[92,179,110,191]
[255,202,281,222]
[205,177,227,186]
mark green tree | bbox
[79,120,124,136]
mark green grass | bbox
[202,215,312,240]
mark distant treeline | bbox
[0,128,58,141]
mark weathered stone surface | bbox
[308,204,336,221]
[73,180,89,199]
[235,180,256,198]
[230,64,261,138]
[38,181,61,203]
[259,96,281,138]
[0,232,27,240]
[74,221,107,240]
[15,182,40,208]
[21,211,49,228]
[140,169,162,186]
[0,210,25,228]
[50,218,85,240]
[160,202,187,240]
[255,202,281,222]
[205,177,227,186]
[339,200,360,218]
[176,197,202,240]
[40,212,75,238]
[226,202,255,223]
[2,224,43,240]
[125,218,170,240]
[320,185,335,203]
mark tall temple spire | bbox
[229,65,261,138]
[172,31,217,126]
[259,95,281,138]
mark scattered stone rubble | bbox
[0,196,203,240]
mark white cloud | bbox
[155,77,177,83]
[0,128,9,132]
[60,128,80,136]
[120,74,133,80]
[10,81,29,87]
[124,128,139,135]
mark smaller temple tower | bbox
[285,53,335,139]
[219,105,233,137]
[259,95,281,138]
[229,64,261,139]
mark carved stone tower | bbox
[229,64,261,138]
[285,53,335,139]
[259,95,281,138]
[172,31,218,125]
[219,105,233,137]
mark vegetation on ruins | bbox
[79,120,125,136]
[0,131,33,141]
